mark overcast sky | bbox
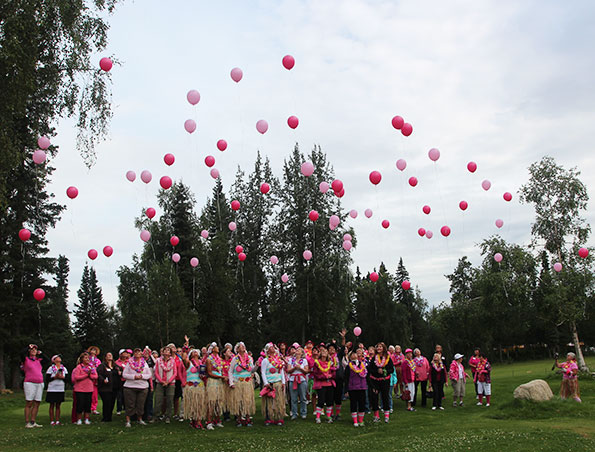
[45,0,595,311]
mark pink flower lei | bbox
[129,357,146,373]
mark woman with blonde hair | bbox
[183,348,206,429]
[229,342,256,426]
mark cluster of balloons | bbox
[391,115,413,137]
[87,247,113,260]
[342,233,352,251]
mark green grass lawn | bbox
[1,358,594,452]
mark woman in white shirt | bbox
[45,355,68,425]
[287,347,309,420]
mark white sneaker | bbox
[50,421,56,426]
[385,418,389,423]
[125,421,131,428]
[486,403,490,407]
[216,422,224,428]
[206,423,214,430]
[84,419,91,425]
[432,407,437,410]
[25,422,34,428]
[476,402,483,406]
[315,418,321,424]
[353,423,359,427]
[76,419,82,425]
[327,417,333,424]
[459,401,464,406]
[137,420,147,425]
[439,406,444,410]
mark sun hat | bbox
[454,353,464,360]
[51,354,61,362]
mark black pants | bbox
[116,387,125,412]
[349,389,366,413]
[99,391,115,421]
[432,381,445,408]
[333,378,344,405]
[369,379,390,412]
[413,380,428,407]
[316,386,334,408]
[75,391,92,414]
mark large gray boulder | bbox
[513,379,554,402]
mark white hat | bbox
[454,353,464,360]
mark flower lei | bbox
[129,358,146,373]
[349,360,367,376]
[237,353,253,371]
[158,357,175,373]
[89,356,100,368]
[406,358,416,374]
[208,354,223,374]
[375,354,390,368]
[561,361,575,375]
[315,359,331,374]
[50,364,63,375]
[79,363,92,374]
[414,356,425,367]
[432,361,444,371]
[268,354,285,371]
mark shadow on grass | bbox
[487,397,593,420]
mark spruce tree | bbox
[73,264,110,351]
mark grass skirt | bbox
[560,378,580,400]
[206,378,226,417]
[229,380,256,417]
[261,381,286,421]
[183,384,206,421]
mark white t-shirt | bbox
[458,364,464,379]
[46,365,68,392]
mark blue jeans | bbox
[289,381,307,417]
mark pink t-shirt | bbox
[23,357,44,383]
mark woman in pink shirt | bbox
[72,352,98,425]
[21,344,47,428]
[154,346,178,423]
[413,348,430,408]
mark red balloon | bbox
[88,249,98,260]
[238,252,247,262]
[33,288,45,301]
[146,207,156,219]
[401,280,411,291]
[370,272,379,282]
[103,246,113,257]
[260,183,270,194]
[391,115,404,130]
[164,153,175,166]
[282,55,295,70]
[217,140,228,151]
[440,225,451,237]
[19,228,31,241]
[459,200,468,211]
[369,171,382,185]
[422,205,431,215]
[170,236,180,246]
[467,161,477,173]
[160,176,172,189]
[503,192,512,202]
[235,245,244,254]
[331,179,343,192]
[66,186,78,199]
[579,247,589,258]
[382,219,390,229]
[408,177,418,187]
[99,57,112,72]
[231,200,241,211]
[401,123,413,137]
[336,188,345,198]
[205,155,215,167]
[309,210,319,221]
[418,228,426,237]
[287,115,299,129]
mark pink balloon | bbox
[401,123,413,137]
[200,230,209,239]
[33,288,45,301]
[391,116,404,130]
[418,228,426,237]
[37,136,51,150]
[381,219,390,229]
[428,148,440,162]
[343,240,352,251]
[301,162,315,177]
[141,170,152,184]
[270,255,279,265]
[228,221,237,231]
[260,183,270,194]
[303,250,312,261]
[422,205,431,215]
[408,177,418,187]
[230,67,243,82]
[287,116,299,129]
[88,249,98,260]
[331,180,343,192]
[172,253,181,263]
[441,225,451,237]
[349,209,358,219]
[186,90,200,105]
[308,210,319,221]
[238,252,247,262]
[459,200,468,211]
[19,228,31,242]
[140,230,151,242]
[402,280,411,291]
[426,230,433,239]
[103,246,113,257]
[495,219,504,228]
[217,139,227,151]
[170,236,180,246]
[32,150,46,164]
[256,120,269,134]
[343,233,352,241]
[282,55,295,70]
[494,253,503,263]
[396,159,407,171]
[281,273,289,283]
[210,168,220,179]
[99,57,112,72]
[205,155,215,167]
[184,119,196,134]
[66,186,78,199]
[329,220,337,231]
[164,153,175,166]
[369,171,382,185]
[370,272,379,282]
[231,200,241,211]
[503,192,512,202]
[160,176,173,190]
[330,215,340,227]
[146,207,156,219]
[364,208,373,218]
[190,257,199,267]
[235,245,244,254]
[467,161,477,173]
[578,247,589,258]
[319,182,330,193]
[353,326,362,337]
[482,180,491,191]
[553,262,562,272]
[126,170,136,182]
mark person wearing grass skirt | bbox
[205,343,226,430]
[183,349,206,429]
[229,342,256,426]
[261,343,287,426]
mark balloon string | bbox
[37,302,43,344]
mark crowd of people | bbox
[20,332,581,429]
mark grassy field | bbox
[1,358,594,452]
